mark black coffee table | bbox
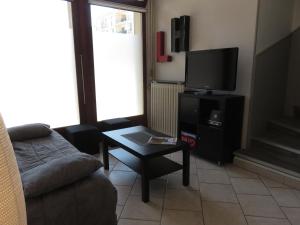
[101,126,190,202]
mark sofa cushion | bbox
[8,123,52,142]
[22,152,102,198]
[10,130,103,198]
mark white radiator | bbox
[150,81,184,137]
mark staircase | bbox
[235,117,300,178]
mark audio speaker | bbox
[180,16,190,51]
[171,18,180,52]
[171,15,190,52]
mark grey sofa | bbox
[8,124,117,225]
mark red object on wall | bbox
[157,32,172,63]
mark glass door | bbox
[90,5,144,121]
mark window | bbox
[0,1,79,128]
[0,1,147,128]
[91,6,144,121]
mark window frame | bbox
[70,0,147,130]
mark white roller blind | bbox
[0,0,79,128]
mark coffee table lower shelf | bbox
[109,148,183,179]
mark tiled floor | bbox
[98,152,300,225]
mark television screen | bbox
[185,48,238,91]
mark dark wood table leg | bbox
[102,141,109,170]
[182,146,190,186]
[141,160,149,202]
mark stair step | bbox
[252,134,300,155]
[235,150,300,177]
[233,154,300,190]
[250,137,300,173]
[245,117,300,180]
[268,117,300,137]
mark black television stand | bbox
[184,89,215,96]
[195,89,214,95]
[178,93,245,164]
[204,90,213,95]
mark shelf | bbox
[109,148,183,179]
[198,124,224,131]
[179,122,197,134]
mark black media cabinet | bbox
[178,93,244,165]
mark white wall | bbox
[293,0,300,30]
[153,0,259,148]
[256,0,294,54]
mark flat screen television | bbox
[185,47,239,92]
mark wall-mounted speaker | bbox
[171,18,180,52]
[180,16,190,51]
[171,16,190,52]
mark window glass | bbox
[91,5,144,121]
[0,1,79,128]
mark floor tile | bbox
[202,201,247,225]
[104,159,300,225]
[238,194,285,218]
[159,175,169,180]
[281,207,300,225]
[115,185,132,205]
[231,178,270,195]
[100,167,111,176]
[165,154,172,159]
[167,174,199,190]
[234,160,285,184]
[173,163,197,175]
[161,209,204,225]
[198,169,230,184]
[116,205,123,220]
[118,219,160,225]
[131,178,166,198]
[98,154,119,168]
[284,176,300,190]
[121,196,163,221]
[190,154,197,165]
[108,171,137,186]
[108,154,119,165]
[171,151,183,163]
[260,177,288,188]
[294,189,300,199]
[246,216,291,225]
[200,183,238,203]
[113,162,133,172]
[196,158,223,170]
[270,188,300,207]
[164,189,202,211]
[225,165,258,178]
